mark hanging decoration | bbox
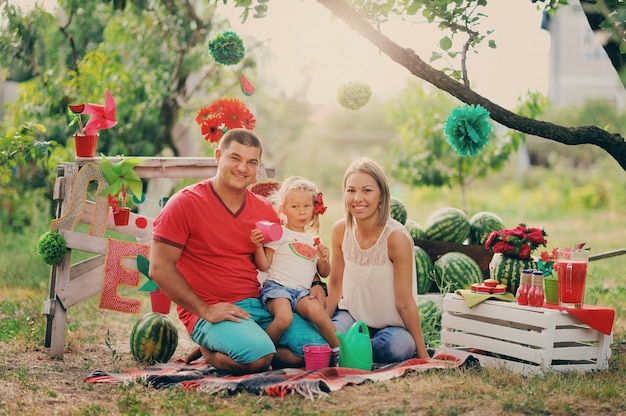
[444,104,493,157]
[336,81,372,110]
[207,31,246,66]
[36,231,67,265]
[240,72,256,96]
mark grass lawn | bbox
[2,165,626,415]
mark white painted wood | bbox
[440,293,613,374]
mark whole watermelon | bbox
[489,253,536,295]
[405,219,426,241]
[424,207,470,243]
[130,312,178,365]
[413,246,434,294]
[390,197,407,225]
[469,211,505,245]
[433,252,482,294]
[417,296,442,348]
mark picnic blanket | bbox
[84,351,477,400]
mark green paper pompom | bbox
[444,104,493,157]
[207,31,246,66]
[337,81,372,110]
[36,231,67,265]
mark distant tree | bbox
[0,0,258,157]
[387,81,548,208]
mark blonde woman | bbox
[326,158,429,362]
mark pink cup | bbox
[255,220,283,243]
[303,343,331,371]
[150,289,172,314]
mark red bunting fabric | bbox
[84,352,475,400]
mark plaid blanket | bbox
[84,351,477,400]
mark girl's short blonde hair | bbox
[272,176,322,234]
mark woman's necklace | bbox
[355,225,383,250]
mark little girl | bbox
[251,176,340,364]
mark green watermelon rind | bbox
[424,207,470,244]
[433,251,482,294]
[417,296,442,348]
[289,242,318,261]
[469,211,505,245]
[405,219,426,241]
[390,197,407,225]
[130,312,178,365]
[413,246,434,295]
[490,254,536,294]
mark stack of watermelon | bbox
[391,197,506,295]
[391,196,519,346]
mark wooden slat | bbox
[74,157,275,179]
[57,265,104,308]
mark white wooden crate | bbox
[439,293,613,375]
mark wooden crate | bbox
[439,294,612,375]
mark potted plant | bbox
[484,224,548,294]
[68,89,117,158]
[100,155,144,226]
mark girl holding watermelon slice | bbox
[326,158,429,362]
[251,176,341,362]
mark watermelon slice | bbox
[289,242,318,261]
[240,72,256,96]
[69,104,85,114]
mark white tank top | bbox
[338,218,418,328]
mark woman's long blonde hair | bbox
[342,157,390,229]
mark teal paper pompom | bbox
[207,31,245,66]
[444,104,493,157]
[36,231,67,265]
[337,81,372,110]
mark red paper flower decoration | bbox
[195,98,256,143]
[314,192,327,215]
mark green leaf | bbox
[439,36,452,51]
[430,52,443,62]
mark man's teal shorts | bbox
[191,297,325,364]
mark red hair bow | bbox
[314,192,327,215]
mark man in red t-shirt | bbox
[151,128,325,373]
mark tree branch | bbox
[317,0,626,172]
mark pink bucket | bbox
[303,343,331,371]
[255,220,283,243]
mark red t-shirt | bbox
[152,179,279,334]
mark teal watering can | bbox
[336,321,373,371]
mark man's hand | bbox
[205,302,250,323]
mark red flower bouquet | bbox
[195,98,256,143]
[484,224,547,260]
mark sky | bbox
[16,0,551,108]
[217,1,551,108]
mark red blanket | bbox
[84,351,475,400]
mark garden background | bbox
[2,0,626,414]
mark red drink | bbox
[555,259,588,308]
